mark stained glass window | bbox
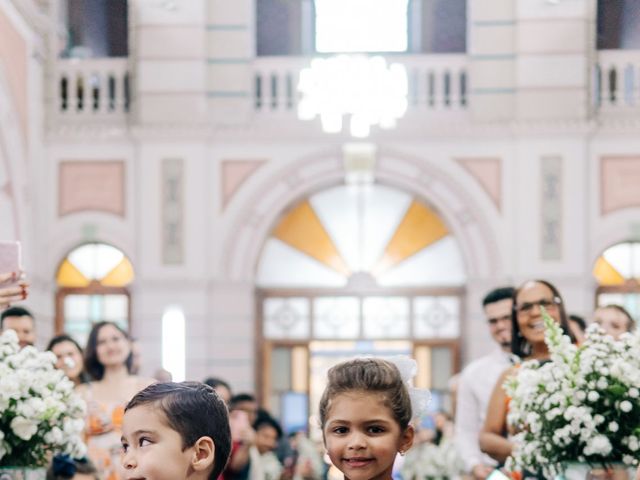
[57,243,134,287]
[313,297,359,338]
[56,243,133,345]
[264,297,310,339]
[256,184,466,288]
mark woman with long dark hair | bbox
[479,280,575,468]
[77,321,152,480]
[46,334,90,386]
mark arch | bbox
[220,148,501,284]
[54,241,134,343]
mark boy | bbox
[120,382,232,480]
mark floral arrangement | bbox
[401,437,464,479]
[0,329,86,467]
[505,308,640,478]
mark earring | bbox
[399,450,405,456]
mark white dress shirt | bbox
[454,348,513,473]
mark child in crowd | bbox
[46,455,100,480]
[120,382,232,480]
[319,358,416,480]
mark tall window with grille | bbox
[55,243,133,346]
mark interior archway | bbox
[255,181,468,433]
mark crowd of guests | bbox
[1,273,639,480]
[0,281,325,480]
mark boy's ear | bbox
[191,436,215,472]
[398,424,415,454]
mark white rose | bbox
[608,422,619,432]
[587,391,600,402]
[620,400,633,412]
[10,416,39,441]
[630,388,639,398]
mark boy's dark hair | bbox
[569,314,587,333]
[203,376,231,391]
[482,287,515,307]
[126,381,231,480]
[1,306,34,327]
[84,321,133,380]
[253,409,283,439]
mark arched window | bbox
[256,183,466,433]
[55,243,134,345]
[593,241,640,318]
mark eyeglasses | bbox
[488,314,511,326]
[515,297,562,314]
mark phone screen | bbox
[487,470,511,480]
[0,241,22,286]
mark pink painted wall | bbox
[0,6,28,139]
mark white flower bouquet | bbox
[401,438,464,479]
[505,308,640,478]
[0,329,86,467]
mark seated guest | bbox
[1,305,35,349]
[47,334,90,386]
[223,393,259,480]
[250,410,284,480]
[77,321,153,480]
[204,376,233,405]
[593,304,635,340]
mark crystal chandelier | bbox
[297,55,408,138]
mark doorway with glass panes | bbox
[255,183,466,435]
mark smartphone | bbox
[0,241,22,286]
[487,470,511,480]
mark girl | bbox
[593,304,636,340]
[319,358,415,480]
[77,321,153,480]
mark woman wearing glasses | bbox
[479,280,575,475]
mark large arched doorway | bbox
[593,240,640,317]
[255,183,466,434]
[55,242,134,345]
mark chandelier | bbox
[297,55,408,138]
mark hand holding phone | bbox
[229,409,254,443]
[0,241,28,309]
